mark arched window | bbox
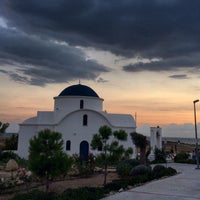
[83,114,88,126]
[66,140,71,151]
[80,100,84,109]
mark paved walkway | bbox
[103,163,200,200]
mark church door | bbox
[80,141,89,161]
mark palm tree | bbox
[130,132,147,165]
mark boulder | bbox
[5,159,18,171]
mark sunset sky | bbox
[1,1,200,137]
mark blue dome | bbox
[59,84,99,98]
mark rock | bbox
[5,159,18,171]
[118,188,124,192]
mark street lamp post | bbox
[193,99,199,169]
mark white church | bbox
[17,84,138,159]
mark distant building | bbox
[17,84,136,159]
[148,126,162,161]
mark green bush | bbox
[59,187,105,200]
[11,190,56,200]
[174,152,190,163]
[72,153,95,176]
[95,153,106,167]
[129,174,152,185]
[11,187,105,200]
[116,159,140,177]
[104,179,129,191]
[4,135,18,150]
[174,152,197,164]
[130,165,152,177]
[152,165,177,179]
[186,159,196,164]
[152,148,166,164]
[166,167,177,176]
[153,165,167,178]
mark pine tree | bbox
[29,129,72,191]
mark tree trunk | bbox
[140,147,146,165]
[104,143,107,185]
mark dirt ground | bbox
[0,171,119,200]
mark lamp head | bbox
[193,99,199,104]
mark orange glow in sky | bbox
[0,70,198,127]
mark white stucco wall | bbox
[17,125,37,158]
[54,96,103,122]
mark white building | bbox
[148,126,162,161]
[17,84,136,159]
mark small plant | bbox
[95,153,105,167]
[72,153,95,176]
[152,148,166,164]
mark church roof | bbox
[59,84,99,98]
[101,112,136,127]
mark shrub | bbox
[174,152,196,164]
[129,175,151,185]
[153,165,167,178]
[11,190,56,200]
[10,187,105,200]
[59,187,105,200]
[104,179,129,191]
[186,159,196,164]
[95,153,106,167]
[174,152,190,163]
[130,165,152,177]
[116,159,140,177]
[152,165,177,179]
[4,135,18,150]
[72,153,95,176]
[166,167,177,176]
[152,148,166,164]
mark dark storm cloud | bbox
[0,0,200,83]
[169,74,189,79]
[123,54,200,72]
[0,27,109,86]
